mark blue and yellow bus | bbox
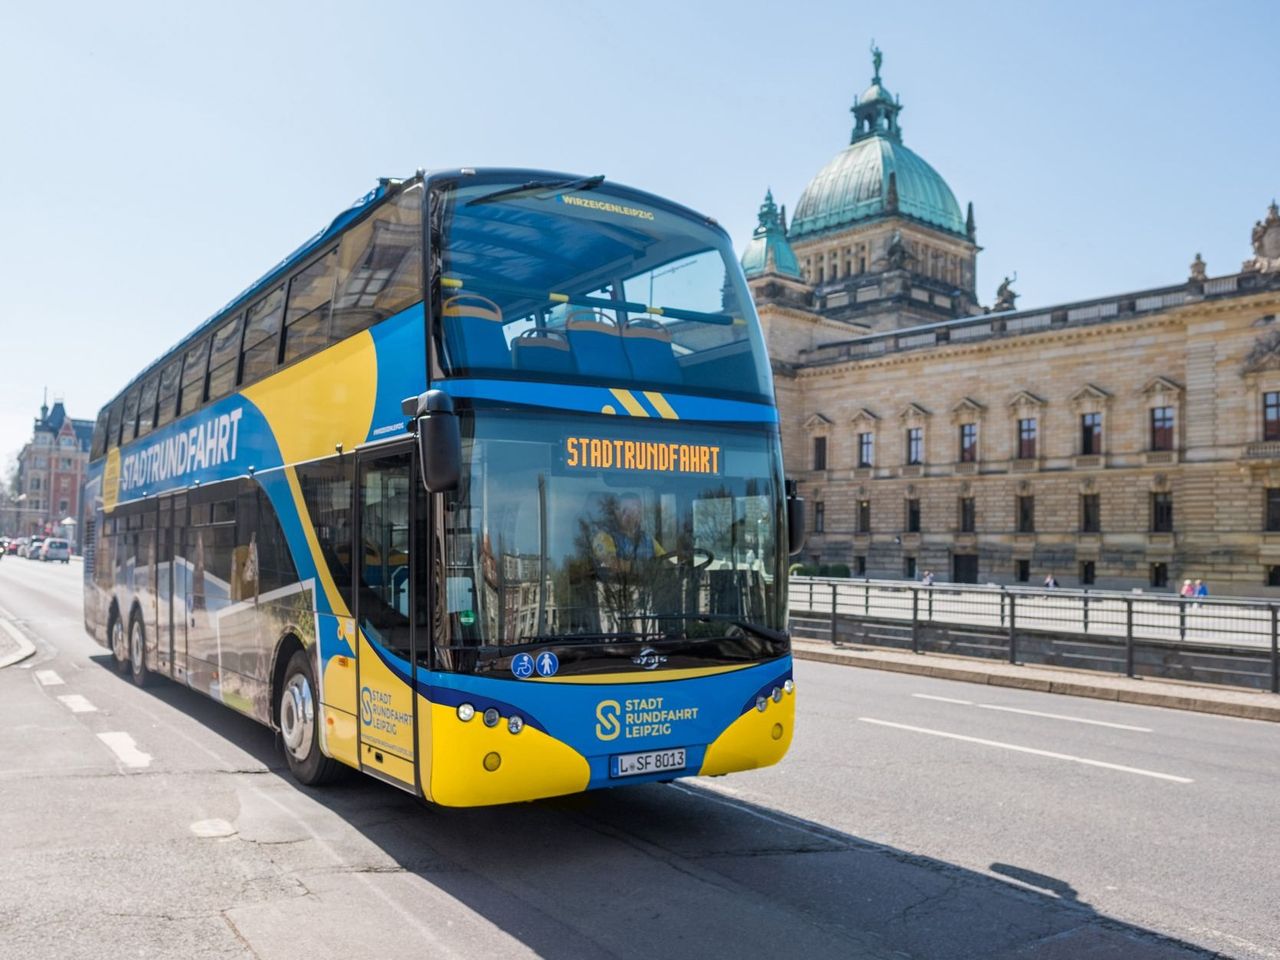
[83,169,804,805]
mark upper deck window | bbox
[332,185,422,341]
[433,178,771,403]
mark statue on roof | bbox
[1243,201,1280,273]
[994,273,1019,312]
[885,230,912,270]
[1189,253,1207,283]
[871,40,882,81]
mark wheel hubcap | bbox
[280,674,314,761]
[130,621,144,671]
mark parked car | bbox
[4,539,17,555]
[24,537,45,559]
[40,538,71,563]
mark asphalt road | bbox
[1,558,1276,959]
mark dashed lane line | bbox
[35,669,64,686]
[97,731,152,769]
[57,694,97,713]
[912,693,973,705]
[859,717,1193,783]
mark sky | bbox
[1,0,1276,465]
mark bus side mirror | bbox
[403,389,461,492]
[786,479,806,556]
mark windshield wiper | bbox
[467,174,605,207]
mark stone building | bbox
[744,48,1280,596]
[7,396,94,545]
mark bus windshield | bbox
[433,177,773,404]
[439,410,787,674]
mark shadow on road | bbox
[98,657,1216,960]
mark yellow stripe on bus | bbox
[609,388,649,417]
[642,391,678,420]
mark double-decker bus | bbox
[83,169,804,806]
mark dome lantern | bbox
[851,42,902,144]
[741,188,803,280]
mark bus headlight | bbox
[771,686,783,703]
[457,703,475,722]
[508,715,524,734]
[483,707,501,727]
[755,696,768,712]
[784,679,795,695]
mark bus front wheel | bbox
[279,650,342,786]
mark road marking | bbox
[57,694,97,713]
[858,717,1192,783]
[97,732,152,769]
[912,692,1152,732]
[975,703,1152,732]
[35,669,64,686]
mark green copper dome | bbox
[741,189,802,280]
[789,46,966,240]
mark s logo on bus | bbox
[595,700,621,741]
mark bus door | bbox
[353,444,419,792]
[156,494,176,677]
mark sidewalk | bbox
[0,617,36,669]
[792,639,1280,723]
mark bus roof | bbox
[99,168,727,415]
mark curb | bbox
[793,643,1280,723]
[0,618,37,669]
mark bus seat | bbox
[512,329,576,376]
[622,319,682,385]
[566,310,631,380]
[442,294,510,371]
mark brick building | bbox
[742,48,1280,596]
[8,397,94,546]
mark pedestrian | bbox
[1043,573,1058,589]
[1180,579,1194,599]
[1194,579,1208,604]
[921,570,935,587]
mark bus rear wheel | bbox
[279,649,342,786]
[129,615,151,688]
[109,613,129,676]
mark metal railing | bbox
[789,576,1280,693]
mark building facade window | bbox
[1150,562,1169,589]
[958,423,977,462]
[1080,561,1096,585]
[1151,492,1174,533]
[1080,412,1102,455]
[1016,559,1030,583]
[906,498,921,533]
[812,436,827,471]
[903,556,917,579]
[1017,418,1037,459]
[1016,495,1035,533]
[1150,406,1175,451]
[1266,392,1280,442]
[906,427,923,465]
[858,432,874,468]
[813,501,825,533]
[857,499,871,533]
[1080,494,1101,533]
[959,497,975,533]
[1269,565,1280,588]
[854,556,867,576]
[1267,488,1280,532]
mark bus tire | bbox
[279,649,342,786]
[109,610,129,676]
[128,613,151,688]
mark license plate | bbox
[610,748,687,778]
